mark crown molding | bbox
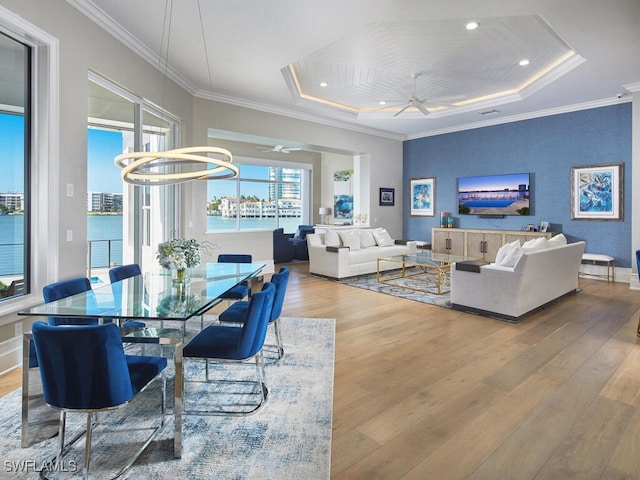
[193,89,405,142]
[66,0,200,94]
[623,82,640,93]
[405,97,631,140]
[65,0,639,144]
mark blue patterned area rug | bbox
[0,317,335,479]
[339,271,452,309]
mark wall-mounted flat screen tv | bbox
[458,172,530,216]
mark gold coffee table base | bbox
[377,252,479,295]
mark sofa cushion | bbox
[359,229,377,248]
[339,229,361,251]
[372,228,394,247]
[347,244,410,265]
[495,239,520,266]
[325,229,342,247]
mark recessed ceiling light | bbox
[319,81,328,88]
[379,100,387,106]
[466,21,479,30]
[519,59,530,66]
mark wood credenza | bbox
[431,227,555,262]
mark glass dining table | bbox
[18,261,265,459]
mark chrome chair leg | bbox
[83,413,93,480]
[56,411,66,471]
[273,320,284,360]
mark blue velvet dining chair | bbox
[43,277,97,326]
[183,281,275,415]
[31,321,167,480]
[218,266,290,362]
[217,253,253,303]
[108,264,148,330]
[26,278,98,371]
[108,263,142,283]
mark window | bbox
[0,31,30,301]
[207,161,308,232]
[88,74,179,277]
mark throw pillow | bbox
[339,229,361,250]
[359,229,377,248]
[521,237,549,252]
[548,233,567,247]
[324,229,341,247]
[499,246,522,268]
[495,239,520,265]
[372,228,395,247]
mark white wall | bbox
[188,100,404,238]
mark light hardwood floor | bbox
[3,264,640,479]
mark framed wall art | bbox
[379,188,394,206]
[571,163,623,220]
[410,177,435,217]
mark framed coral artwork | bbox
[571,163,623,220]
[410,177,435,216]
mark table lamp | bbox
[319,207,332,224]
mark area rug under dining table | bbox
[0,317,335,479]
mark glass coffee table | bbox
[377,251,479,295]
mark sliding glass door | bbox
[88,75,178,279]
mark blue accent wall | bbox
[403,104,632,267]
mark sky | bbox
[0,115,124,194]
[0,113,24,192]
[87,128,126,193]
[458,172,530,192]
[1,114,284,199]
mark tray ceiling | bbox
[69,0,640,140]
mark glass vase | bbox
[173,268,187,285]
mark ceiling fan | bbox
[391,72,464,117]
[257,144,302,154]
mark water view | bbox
[0,214,304,276]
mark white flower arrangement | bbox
[156,238,201,270]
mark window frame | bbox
[206,157,311,233]
[0,6,59,317]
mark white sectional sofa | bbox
[451,234,585,322]
[307,228,417,279]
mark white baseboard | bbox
[580,264,630,284]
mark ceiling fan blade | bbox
[415,101,430,116]
[393,103,411,117]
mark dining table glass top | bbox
[18,262,265,321]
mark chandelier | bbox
[114,0,237,186]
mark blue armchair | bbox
[273,228,295,264]
[290,224,314,260]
